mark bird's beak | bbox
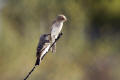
[65,18,67,21]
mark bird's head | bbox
[56,14,67,22]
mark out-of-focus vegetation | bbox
[0,0,120,80]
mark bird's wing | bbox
[40,43,51,60]
[36,34,47,57]
[35,42,51,66]
[36,42,44,57]
[35,34,51,65]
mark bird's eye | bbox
[61,17,64,20]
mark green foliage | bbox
[0,0,120,80]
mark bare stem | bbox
[23,32,63,80]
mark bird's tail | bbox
[35,57,40,66]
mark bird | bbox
[50,14,67,53]
[35,34,51,66]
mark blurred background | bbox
[0,0,120,80]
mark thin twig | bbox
[24,33,63,80]
[24,66,36,80]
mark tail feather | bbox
[35,58,40,66]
